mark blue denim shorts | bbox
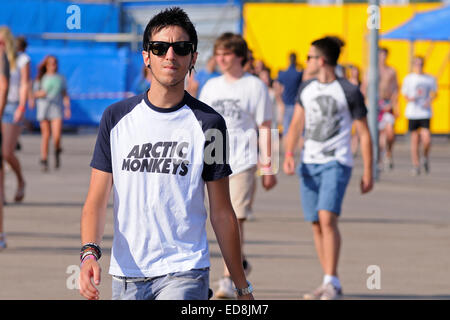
[111,267,209,300]
[2,102,21,124]
[297,161,352,222]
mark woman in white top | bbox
[0,27,28,202]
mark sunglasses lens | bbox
[172,42,192,56]
[150,43,170,56]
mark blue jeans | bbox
[111,268,209,300]
[298,161,352,222]
[282,104,295,136]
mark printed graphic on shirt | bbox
[122,141,189,176]
[210,99,242,120]
[306,95,342,143]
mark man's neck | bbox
[317,66,336,84]
[148,81,185,109]
[379,62,388,70]
[224,65,245,82]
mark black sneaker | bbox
[243,258,252,276]
[40,159,49,172]
[423,159,430,174]
[55,148,63,169]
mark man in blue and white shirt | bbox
[284,36,373,300]
[79,7,253,301]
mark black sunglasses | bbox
[148,41,194,56]
[307,55,320,61]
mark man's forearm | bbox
[81,205,107,245]
[258,123,272,167]
[210,210,247,288]
[359,130,373,177]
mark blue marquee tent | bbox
[382,5,450,41]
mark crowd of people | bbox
[0,26,71,249]
[78,7,440,302]
[0,6,440,301]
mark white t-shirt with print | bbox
[297,78,368,167]
[91,91,231,277]
[199,73,272,175]
[402,73,437,120]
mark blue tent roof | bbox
[382,5,450,41]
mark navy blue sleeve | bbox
[337,78,368,120]
[90,107,113,173]
[90,93,144,172]
[296,78,315,108]
[186,93,232,181]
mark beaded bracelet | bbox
[80,243,102,261]
[80,254,97,267]
[81,249,99,261]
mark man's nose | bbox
[165,46,176,59]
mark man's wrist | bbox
[80,242,102,261]
[285,151,294,158]
[80,254,97,267]
[235,281,253,297]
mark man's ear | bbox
[190,52,198,69]
[142,50,150,68]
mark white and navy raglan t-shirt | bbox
[91,90,232,277]
[296,78,367,167]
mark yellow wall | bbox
[243,3,450,134]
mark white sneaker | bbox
[320,283,343,300]
[215,277,235,299]
[303,284,326,300]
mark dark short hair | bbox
[413,55,424,64]
[15,36,27,52]
[311,36,342,67]
[379,47,388,55]
[143,7,198,53]
[289,52,297,65]
[214,32,248,67]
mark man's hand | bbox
[360,173,373,194]
[262,174,276,190]
[237,293,255,300]
[283,155,295,175]
[79,259,101,300]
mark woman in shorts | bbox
[32,55,71,171]
[0,27,29,202]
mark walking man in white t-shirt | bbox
[200,32,277,299]
[401,56,437,176]
[283,37,373,300]
[79,8,253,300]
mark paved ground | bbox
[0,132,449,300]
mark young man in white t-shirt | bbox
[401,56,437,176]
[78,8,253,300]
[283,37,373,300]
[200,32,277,299]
